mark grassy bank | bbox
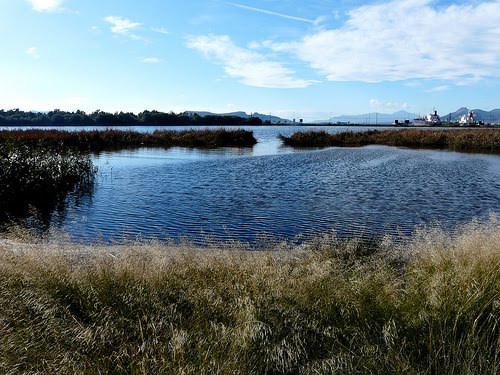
[279,129,500,153]
[1,218,498,374]
[0,144,95,220]
[0,128,257,151]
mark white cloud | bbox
[151,27,169,35]
[104,16,141,34]
[26,47,40,60]
[104,16,149,42]
[141,57,161,64]
[186,35,317,88]
[272,0,500,83]
[27,0,63,12]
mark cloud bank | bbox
[186,35,317,88]
[277,0,500,82]
[189,0,500,87]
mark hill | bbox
[442,107,500,123]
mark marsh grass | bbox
[0,128,258,151]
[0,144,95,220]
[0,217,498,374]
[279,129,500,153]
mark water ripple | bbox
[51,143,500,243]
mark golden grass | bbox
[0,217,498,374]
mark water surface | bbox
[42,125,499,243]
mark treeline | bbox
[0,109,264,126]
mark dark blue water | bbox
[41,126,500,243]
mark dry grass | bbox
[279,129,500,153]
[0,217,498,374]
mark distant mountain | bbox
[183,111,292,124]
[442,108,500,123]
[183,108,500,125]
[312,111,419,125]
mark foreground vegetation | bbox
[1,218,498,374]
[0,128,258,151]
[0,143,94,221]
[280,129,500,153]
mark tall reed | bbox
[1,217,498,374]
[0,144,95,219]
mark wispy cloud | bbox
[426,85,450,92]
[370,99,411,111]
[186,35,317,88]
[26,47,40,60]
[27,0,63,12]
[226,2,323,24]
[269,0,500,83]
[151,27,169,35]
[141,57,161,64]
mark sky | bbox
[1,0,499,121]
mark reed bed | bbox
[280,129,500,153]
[0,128,257,151]
[0,217,498,374]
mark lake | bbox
[6,125,500,243]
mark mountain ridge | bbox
[185,108,500,124]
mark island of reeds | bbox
[280,128,500,153]
[0,217,498,374]
[0,128,258,151]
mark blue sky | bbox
[1,0,499,121]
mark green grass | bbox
[1,217,498,374]
[279,129,500,153]
[0,128,258,151]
